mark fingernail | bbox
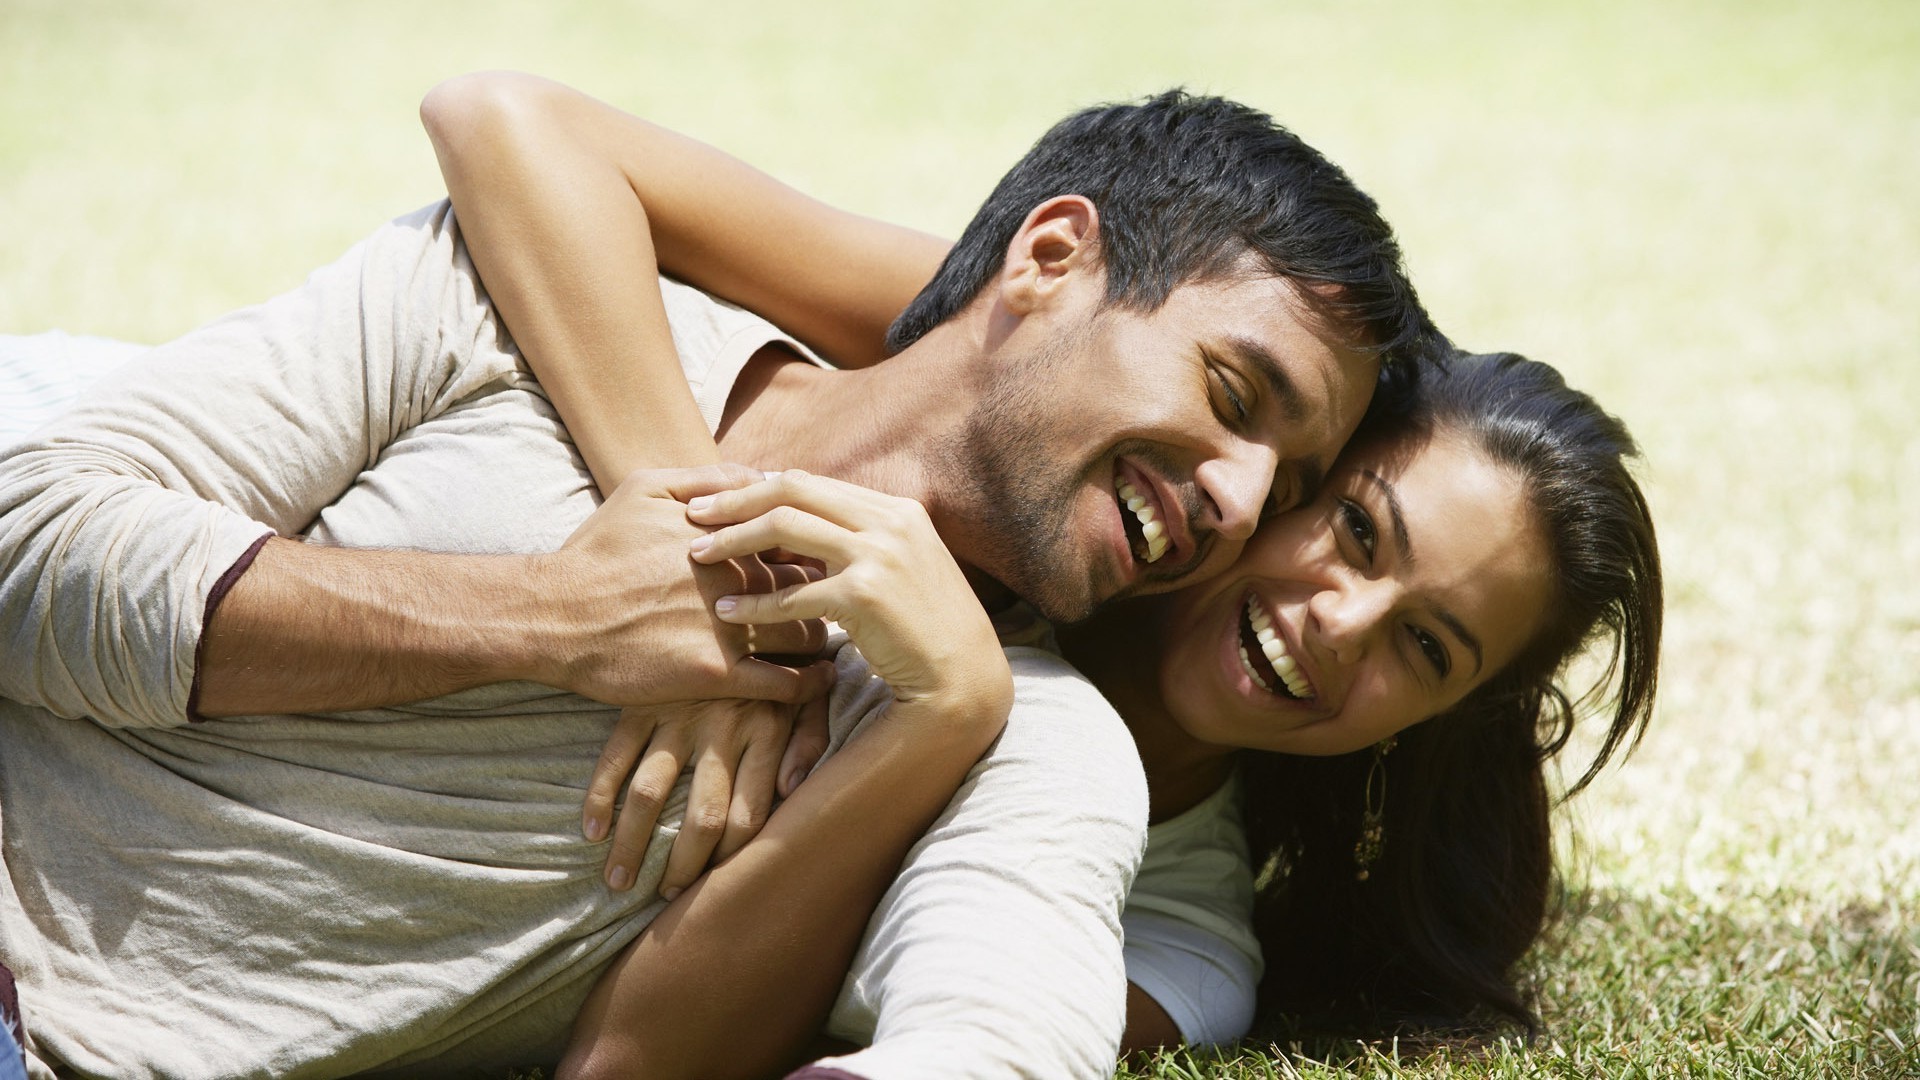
[661,886,683,903]
[688,534,712,555]
[782,767,804,795]
[584,816,606,842]
[714,596,737,616]
[607,866,630,890]
[687,494,713,512]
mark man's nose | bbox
[1310,577,1396,665]
[1192,439,1278,543]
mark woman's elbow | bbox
[419,70,548,147]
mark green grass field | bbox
[4,1,1916,1075]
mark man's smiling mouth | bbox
[1114,472,1169,564]
[1238,593,1313,700]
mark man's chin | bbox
[1000,569,1106,627]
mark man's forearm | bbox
[193,537,558,716]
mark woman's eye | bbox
[1412,627,1450,678]
[1336,498,1376,560]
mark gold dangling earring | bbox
[1353,736,1396,882]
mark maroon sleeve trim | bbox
[784,1069,871,1080]
[185,531,275,723]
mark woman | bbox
[420,74,1661,1071]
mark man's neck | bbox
[714,323,980,514]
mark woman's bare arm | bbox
[422,72,952,891]
[1121,983,1184,1054]
[420,71,949,487]
[558,471,1013,1080]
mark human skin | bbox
[418,70,1372,893]
[419,72,1545,1068]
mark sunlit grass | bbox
[5,1,1915,1075]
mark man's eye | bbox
[1211,368,1250,424]
[1336,498,1375,560]
[1412,627,1451,678]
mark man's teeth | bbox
[1115,477,1169,563]
[1244,596,1313,699]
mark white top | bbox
[1122,777,1262,1046]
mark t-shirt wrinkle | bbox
[0,202,1160,1080]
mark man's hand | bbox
[537,465,834,706]
[585,695,832,894]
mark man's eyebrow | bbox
[1359,468,1485,678]
[1225,336,1308,424]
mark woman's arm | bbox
[420,71,950,488]
[1122,984,1184,1053]
[559,471,1014,1080]
[422,72,952,890]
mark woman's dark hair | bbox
[1242,350,1663,1039]
[883,90,1440,385]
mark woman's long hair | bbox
[1243,350,1663,1038]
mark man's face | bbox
[942,271,1378,623]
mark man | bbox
[0,84,1433,1078]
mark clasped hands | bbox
[549,464,1007,896]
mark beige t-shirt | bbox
[0,203,1148,1079]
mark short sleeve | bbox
[1122,908,1258,1046]
[1119,775,1263,1046]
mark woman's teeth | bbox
[1242,595,1313,699]
[1115,477,1169,563]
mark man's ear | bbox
[998,195,1100,317]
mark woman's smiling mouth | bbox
[1238,593,1313,700]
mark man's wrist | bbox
[463,550,578,691]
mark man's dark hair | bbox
[885,89,1441,388]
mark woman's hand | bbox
[685,470,1012,719]
[561,471,1013,1080]
[583,695,831,895]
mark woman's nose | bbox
[1310,577,1397,664]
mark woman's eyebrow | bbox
[1431,606,1485,679]
[1358,469,1413,562]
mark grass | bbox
[5,1,1917,1076]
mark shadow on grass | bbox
[1122,884,1919,1078]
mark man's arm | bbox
[0,207,819,726]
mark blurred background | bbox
[4,0,1916,1073]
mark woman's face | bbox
[1150,427,1554,756]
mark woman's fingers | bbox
[584,708,654,841]
[686,469,906,534]
[778,694,831,798]
[660,737,736,899]
[690,504,857,571]
[605,731,689,891]
[714,720,785,863]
